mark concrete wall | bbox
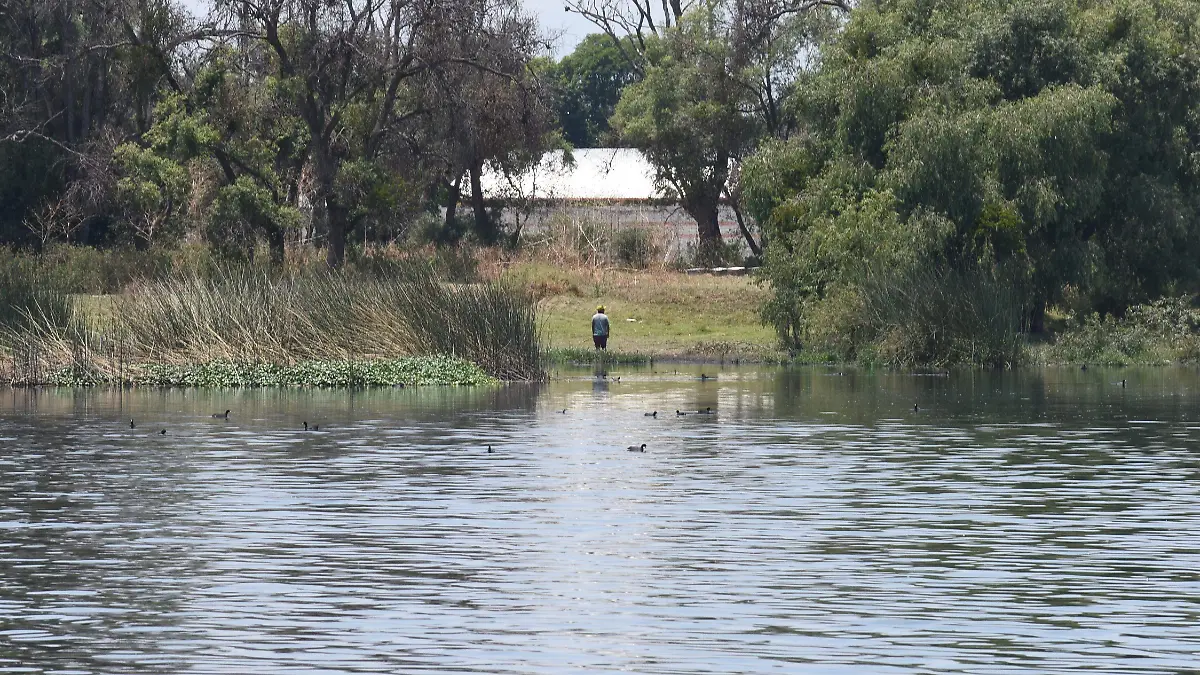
[502,202,750,258]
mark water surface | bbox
[2,367,1198,673]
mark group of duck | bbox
[127,409,323,434]
[552,404,719,454]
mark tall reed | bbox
[111,262,542,379]
[858,265,1026,367]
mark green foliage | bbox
[112,142,190,246]
[549,34,640,148]
[116,356,494,387]
[0,250,74,335]
[1049,297,1200,364]
[613,228,659,269]
[612,10,757,249]
[207,177,301,262]
[748,0,1200,364]
[857,266,1027,368]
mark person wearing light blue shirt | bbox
[591,305,610,350]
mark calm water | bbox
[2,367,1199,674]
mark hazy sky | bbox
[181,0,595,56]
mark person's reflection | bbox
[592,363,610,395]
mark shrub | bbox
[858,266,1026,368]
[1050,296,1200,364]
[613,227,659,268]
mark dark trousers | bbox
[593,335,608,349]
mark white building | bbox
[479,148,747,257]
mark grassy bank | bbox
[495,262,781,362]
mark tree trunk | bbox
[445,175,461,230]
[326,200,348,268]
[1029,299,1046,334]
[469,162,493,243]
[267,224,285,267]
[685,195,723,265]
[730,201,762,258]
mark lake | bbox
[2,366,1198,674]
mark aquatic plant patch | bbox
[42,356,495,387]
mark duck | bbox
[212,409,230,419]
[558,408,568,414]
[644,411,657,417]
[129,418,135,429]
[676,409,688,416]
[913,404,920,412]
[627,443,647,452]
[159,429,167,435]
[697,407,714,414]
[699,373,714,381]
[487,445,494,453]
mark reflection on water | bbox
[2,367,1199,674]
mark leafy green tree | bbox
[745,0,1200,354]
[550,34,639,148]
[574,0,845,257]
[611,10,758,260]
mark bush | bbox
[613,227,659,268]
[858,266,1026,367]
[0,249,74,335]
[793,265,1027,367]
[1050,296,1200,364]
[671,236,746,269]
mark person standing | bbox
[592,305,610,350]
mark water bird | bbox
[558,409,568,414]
[159,429,166,435]
[676,409,688,416]
[699,373,713,381]
[627,443,647,452]
[697,407,714,414]
[129,418,135,429]
[212,409,230,419]
[913,404,920,412]
[1081,364,1089,371]
[644,411,657,417]
[487,445,494,453]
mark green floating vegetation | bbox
[46,356,496,388]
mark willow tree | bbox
[743,0,1200,354]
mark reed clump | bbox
[2,258,541,384]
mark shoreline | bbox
[3,355,498,388]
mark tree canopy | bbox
[743,0,1200,355]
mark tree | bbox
[549,33,639,148]
[416,1,558,244]
[611,10,756,260]
[743,0,1200,351]
[0,0,201,247]
[569,0,847,256]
